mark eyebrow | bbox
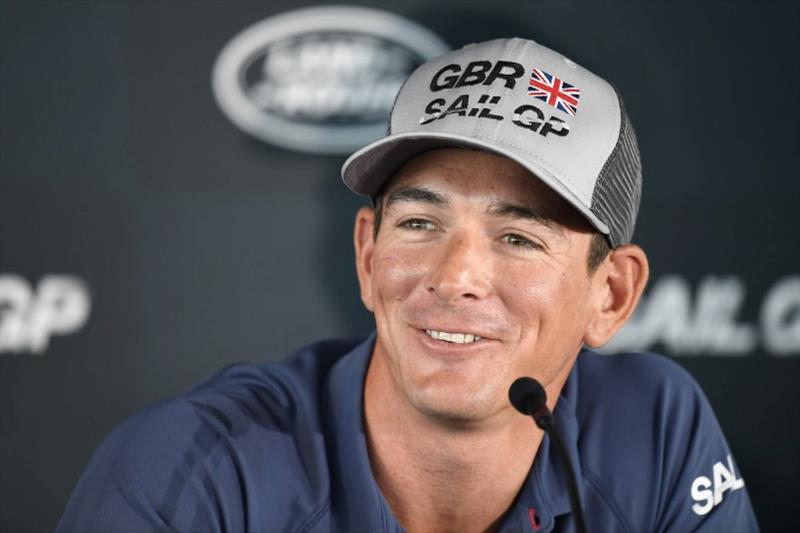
[382,187,564,233]
[486,202,564,233]
[383,187,448,211]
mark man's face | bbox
[356,148,604,424]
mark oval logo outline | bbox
[211,6,450,154]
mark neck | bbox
[363,356,550,533]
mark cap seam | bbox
[493,135,590,202]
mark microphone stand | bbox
[532,408,587,533]
[512,378,588,533]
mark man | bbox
[58,38,758,532]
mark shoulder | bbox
[572,350,705,511]
[183,337,363,430]
[574,350,710,463]
[575,349,705,418]
[577,347,697,388]
[573,349,758,532]
[58,337,363,532]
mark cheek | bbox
[498,265,591,336]
[496,267,590,386]
[372,249,428,304]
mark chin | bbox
[407,374,503,424]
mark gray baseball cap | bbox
[341,37,642,247]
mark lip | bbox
[413,326,497,358]
[413,322,500,342]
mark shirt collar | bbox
[325,334,583,533]
[325,332,402,532]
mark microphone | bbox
[509,377,552,429]
[509,377,588,533]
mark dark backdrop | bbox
[1,1,798,531]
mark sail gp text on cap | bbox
[418,60,572,138]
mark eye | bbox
[502,233,540,250]
[399,218,437,231]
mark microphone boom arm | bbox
[510,377,588,533]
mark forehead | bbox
[382,148,585,225]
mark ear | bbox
[353,206,377,312]
[583,244,649,347]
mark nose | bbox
[426,229,493,304]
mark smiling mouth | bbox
[425,329,483,344]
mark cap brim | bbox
[341,131,610,236]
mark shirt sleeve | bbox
[649,358,759,532]
[55,399,245,533]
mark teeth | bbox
[425,329,482,344]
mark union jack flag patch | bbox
[528,68,581,116]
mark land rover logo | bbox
[212,6,450,154]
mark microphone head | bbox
[508,377,548,415]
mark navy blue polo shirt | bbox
[57,334,758,532]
